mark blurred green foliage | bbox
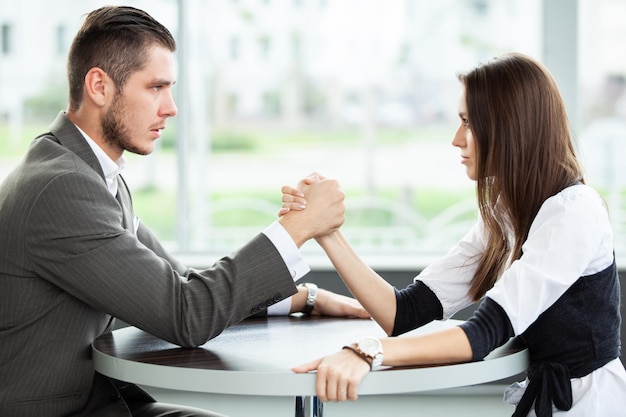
[2,120,470,243]
[132,186,476,242]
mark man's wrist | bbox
[263,221,310,281]
[278,216,310,248]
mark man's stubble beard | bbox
[101,94,150,156]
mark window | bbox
[258,35,271,59]
[229,36,240,60]
[262,90,281,116]
[1,23,11,55]
[56,24,68,56]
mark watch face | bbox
[359,337,381,356]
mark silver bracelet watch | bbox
[300,282,317,315]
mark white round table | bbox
[93,316,529,417]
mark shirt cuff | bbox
[263,221,310,317]
[267,297,292,316]
[263,221,310,280]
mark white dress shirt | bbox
[417,184,626,416]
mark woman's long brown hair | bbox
[459,53,584,301]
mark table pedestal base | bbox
[295,395,324,417]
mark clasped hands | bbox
[277,172,344,246]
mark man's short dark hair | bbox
[67,6,176,111]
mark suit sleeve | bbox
[25,171,297,347]
[136,221,187,274]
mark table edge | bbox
[93,336,528,396]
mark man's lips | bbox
[150,126,165,138]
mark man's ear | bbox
[83,67,111,108]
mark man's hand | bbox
[278,174,345,247]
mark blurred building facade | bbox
[0,0,542,132]
[1,0,626,257]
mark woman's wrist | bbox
[290,283,317,314]
[315,230,342,246]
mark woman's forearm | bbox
[381,326,473,367]
[316,230,397,334]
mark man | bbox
[0,6,367,417]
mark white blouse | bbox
[416,184,626,416]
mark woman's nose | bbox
[452,127,464,148]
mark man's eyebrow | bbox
[152,79,176,86]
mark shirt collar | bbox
[74,125,126,196]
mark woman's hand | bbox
[278,185,306,216]
[278,173,326,216]
[291,348,371,402]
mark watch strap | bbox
[342,345,373,370]
[300,283,317,315]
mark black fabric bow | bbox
[512,362,573,417]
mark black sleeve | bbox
[392,280,444,336]
[459,297,514,360]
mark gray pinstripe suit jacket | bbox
[0,112,297,417]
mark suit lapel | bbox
[47,112,136,233]
[48,111,106,183]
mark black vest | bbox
[512,259,622,417]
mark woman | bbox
[282,53,626,416]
